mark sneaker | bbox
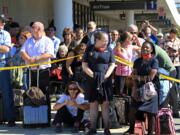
[104,129,111,135]
[7,121,16,127]
[55,123,62,133]
[86,129,97,135]
[72,122,80,133]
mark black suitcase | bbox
[13,89,24,121]
[113,96,131,125]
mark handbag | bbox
[139,81,157,101]
[125,75,134,88]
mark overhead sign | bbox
[135,13,158,20]
[146,0,157,10]
[90,1,145,11]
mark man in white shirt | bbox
[20,22,54,121]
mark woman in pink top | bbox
[114,31,140,96]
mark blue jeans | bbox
[0,62,15,121]
[158,68,172,105]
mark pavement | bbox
[0,123,129,135]
[0,117,180,135]
[0,101,180,135]
[0,102,129,135]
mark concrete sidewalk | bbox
[0,101,180,135]
[1,118,180,135]
[0,122,128,135]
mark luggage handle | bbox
[29,66,39,88]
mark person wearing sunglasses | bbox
[53,81,89,133]
[127,24,145,63]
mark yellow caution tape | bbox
[115,55,180,83]
[159,74,180,83]
[115,56,133,67]
[0,53,179,83]
[0,54,83,70]
[115,58,130,66]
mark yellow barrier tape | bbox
[115,56,133,67]
[0,53,179,83]
[115,58,129,66]
[0,54,83,70]
[115,55,180,83]
[159,74,180,83]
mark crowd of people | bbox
[0,15,180,135]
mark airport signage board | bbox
[90,1,145,11]
[146,0,157,10]
[135,13,158,20]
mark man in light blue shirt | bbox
[46,26,61,57]
[0,16,16,126]
[20,22,54,123]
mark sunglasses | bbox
[130,32,137,34]
[87,27,93,30]
[68,87,78,91]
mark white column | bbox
[125,10,134,27]
[54,0,73,41]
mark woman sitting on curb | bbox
[53,81,89,133]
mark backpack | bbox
[155,108,176,135]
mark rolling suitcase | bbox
[23,68,50,128]
[113,96,131,125]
